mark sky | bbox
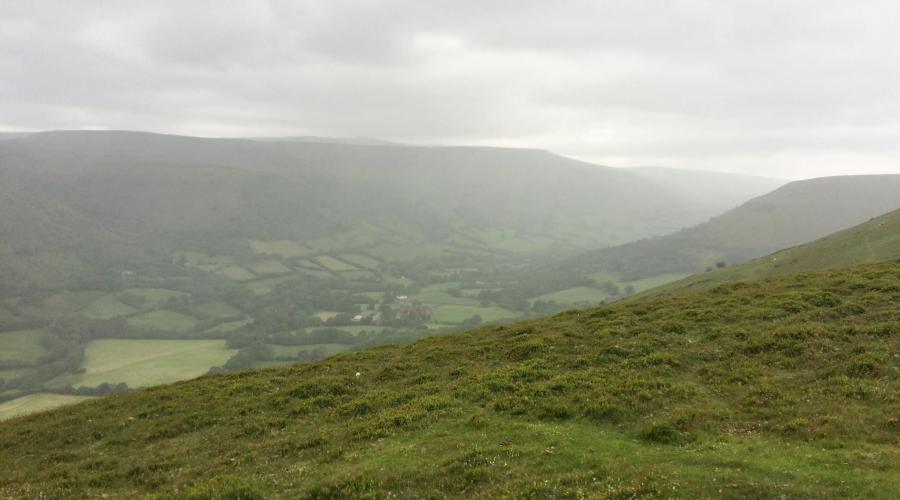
[2,1,899,179]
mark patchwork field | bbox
[0,393,96,421]
[52,339,235,388]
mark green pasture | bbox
[338,253,381,269]
[246,259,292,276]
[0,329,48,364]
[315,255,357,272]
[413,291,481,307]
[126,310,198,332]
[429,304,517,324]
[217,265,256,281]
[55,339,235,388]
[82,295,137,319]
[0,393,96,421]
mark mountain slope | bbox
[560,174,900,283]
[0,130,778,292]
[639,208,900,297]
[1,260,898,498]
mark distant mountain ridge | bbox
[558,174,900,283]
[0,130,778,292]
[635,207,900,297]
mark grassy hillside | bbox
[640,208,900,297]
[1,260,898,498]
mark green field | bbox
[413,291,481,306]
[126,310,198,332]
[217,265,256,281]
[338,253,381,269]
[0,393,96,421]
[532,286,612,304]
[315,255,358,272]
[0,329,48,364]
[119,288,189,307]
[246,259,292,276]
[429,304,517,324]
[81,295,138,319]
[55,339,235,388]
[314,311,341,321]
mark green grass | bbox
[246,259,292,276]
[339,253,381,269]
[267,344,353,358]
[314,311,341,321]
[217,265,256,281]
[0,329,48,364]
[126,310,198,332]
[532,286,611,304]
[0,393,96,421]
[315,255,358,272]
[52,339,235,388]
[430,304,518,324]
[81,295,138,319]
[641,209,900,298]
[119,288,189,307]
[1,260,898,497]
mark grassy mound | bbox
[1,261,898,498]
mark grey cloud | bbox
[1,0,899,178]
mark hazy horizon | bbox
[3,1,900,179]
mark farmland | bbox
[50,339,235,388]
[0,393,96,421]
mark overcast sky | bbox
[2,1,899,178]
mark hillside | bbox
[556,174,900,284]
[0,130,775,292]
[639,208,900,297]
[1,260,898,498]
